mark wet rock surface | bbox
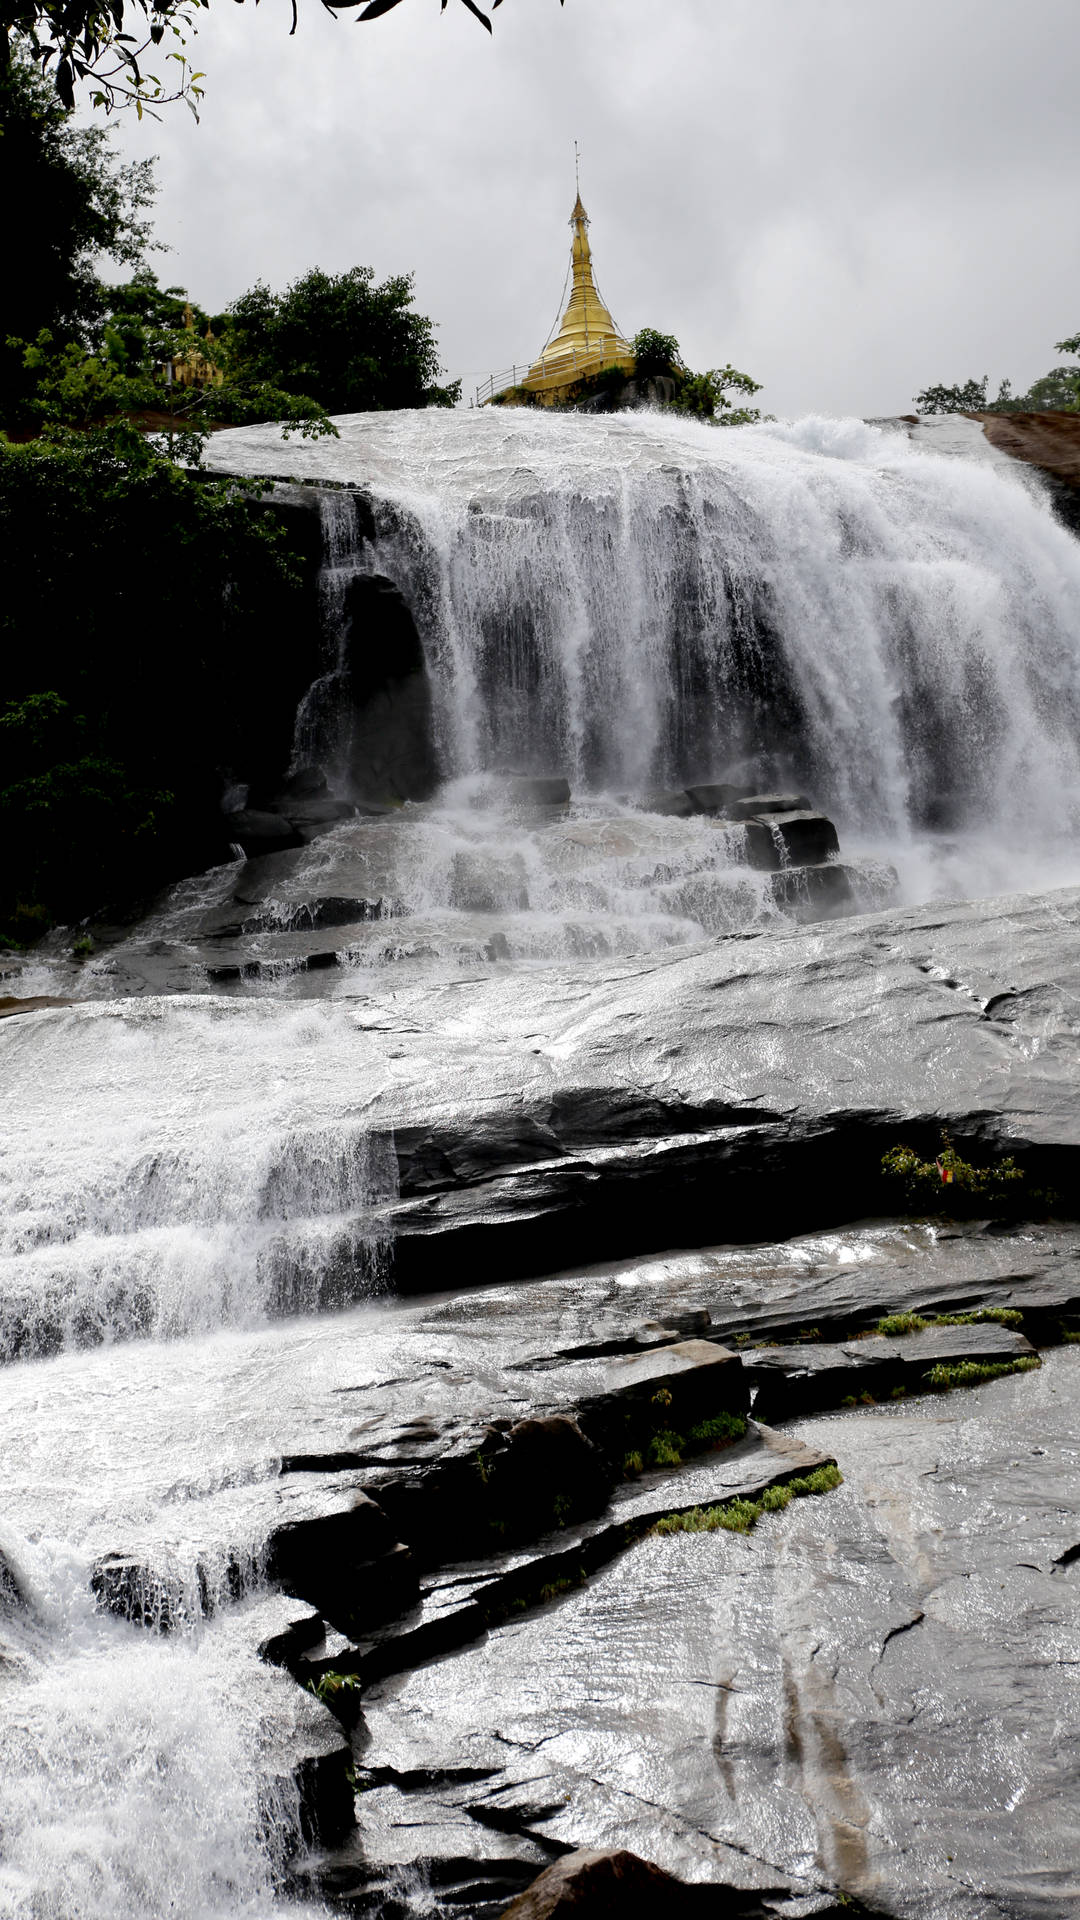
[8,1216,1071,1915]
[5,883,1080,1310]
[337,1350,1079,1920]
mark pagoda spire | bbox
[519,186,634,400]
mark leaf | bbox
[357,0,408,18]
[458,0,493,26]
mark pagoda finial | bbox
[502,174,635,405]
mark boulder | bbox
[224,809,304,853]
[498,1414,610,1525]
[266,1492,418,1637]
[579,1339,748,1457]
[496,1848,719,1916]
[770,861,854,919]
[241,896,396,934]
[754,810,840,866]
[740,820,782,871]
[729,791,812,819]
[281,798,355,829]
[281,765,328,799]
[683,783,748,814]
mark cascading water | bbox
[289,490,362,786]
[204,409,1080,905]
[4,408,1080,1919]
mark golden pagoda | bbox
[491,194,635,406]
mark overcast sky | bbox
[104,0,1080,417]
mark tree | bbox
[914,334,1080,416]
[0,57,333,437]
[2,0,562,117]
[0,48,155,419]
[912,376,1014,415]
[0,422,312,941]
[631,327,683,381]
[226,266,460,414]
[669,364,762,424]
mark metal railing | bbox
[474,343,630,409]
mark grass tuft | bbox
[925,1355,1040,1392]
[688,1411,747,1448]
[647,1429,684,1468]
[875,1307,1024,1337]
[652,1463,842,1539]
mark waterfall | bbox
[205,409,1080,882]
[288,488,362,786]
[4,408,1080,1919]
[0,999,396,1362]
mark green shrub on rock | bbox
[881,1134,1041,1218]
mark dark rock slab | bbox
[342,1423,835,1691]
[224,809,305,853]
[729,792,813,820]
[241,895,398,934]
[750,811,840,866]
[747,1320,1036,1422]
[684,783,749,814]
[278,797,356,830]
[768,862,854,920]
[497,1847,778,1917]
[740,820,783,871]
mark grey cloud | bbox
[105,0,1080,416]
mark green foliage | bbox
[1,50,156,423]
[925,1356,1040,1392]
[913,376,1012,415]
[875,1308,1024,1336]
[622,1449,644,1477]
[786,1464,844,1497]
[874,1311,926,1336]
[9,0,565,116]
[646,1429,684,1469]
[653,1465,843,1537]
[915,331,1080,416]
[687,1411,747,1448]
[538,1568,583,1604]
[881,1135,1032,1217]
[226,266,460,415]
[0,424,308,938]
[631,327,683,380]
[761,1483,792,1512]
[668,363,762,425]
[305,1670,360,1704]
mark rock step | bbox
[308,1422,835,1693]
[88,1340,748,1638]
[748,1320,1037,1421]
[494,1848,889,1920]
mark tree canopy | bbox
[914,336,1080,416]
[631,327,763,425]
[226,267,460,414]
[2,0,561,116]
[1,49,155,418]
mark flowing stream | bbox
[3,410,1080,1918]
